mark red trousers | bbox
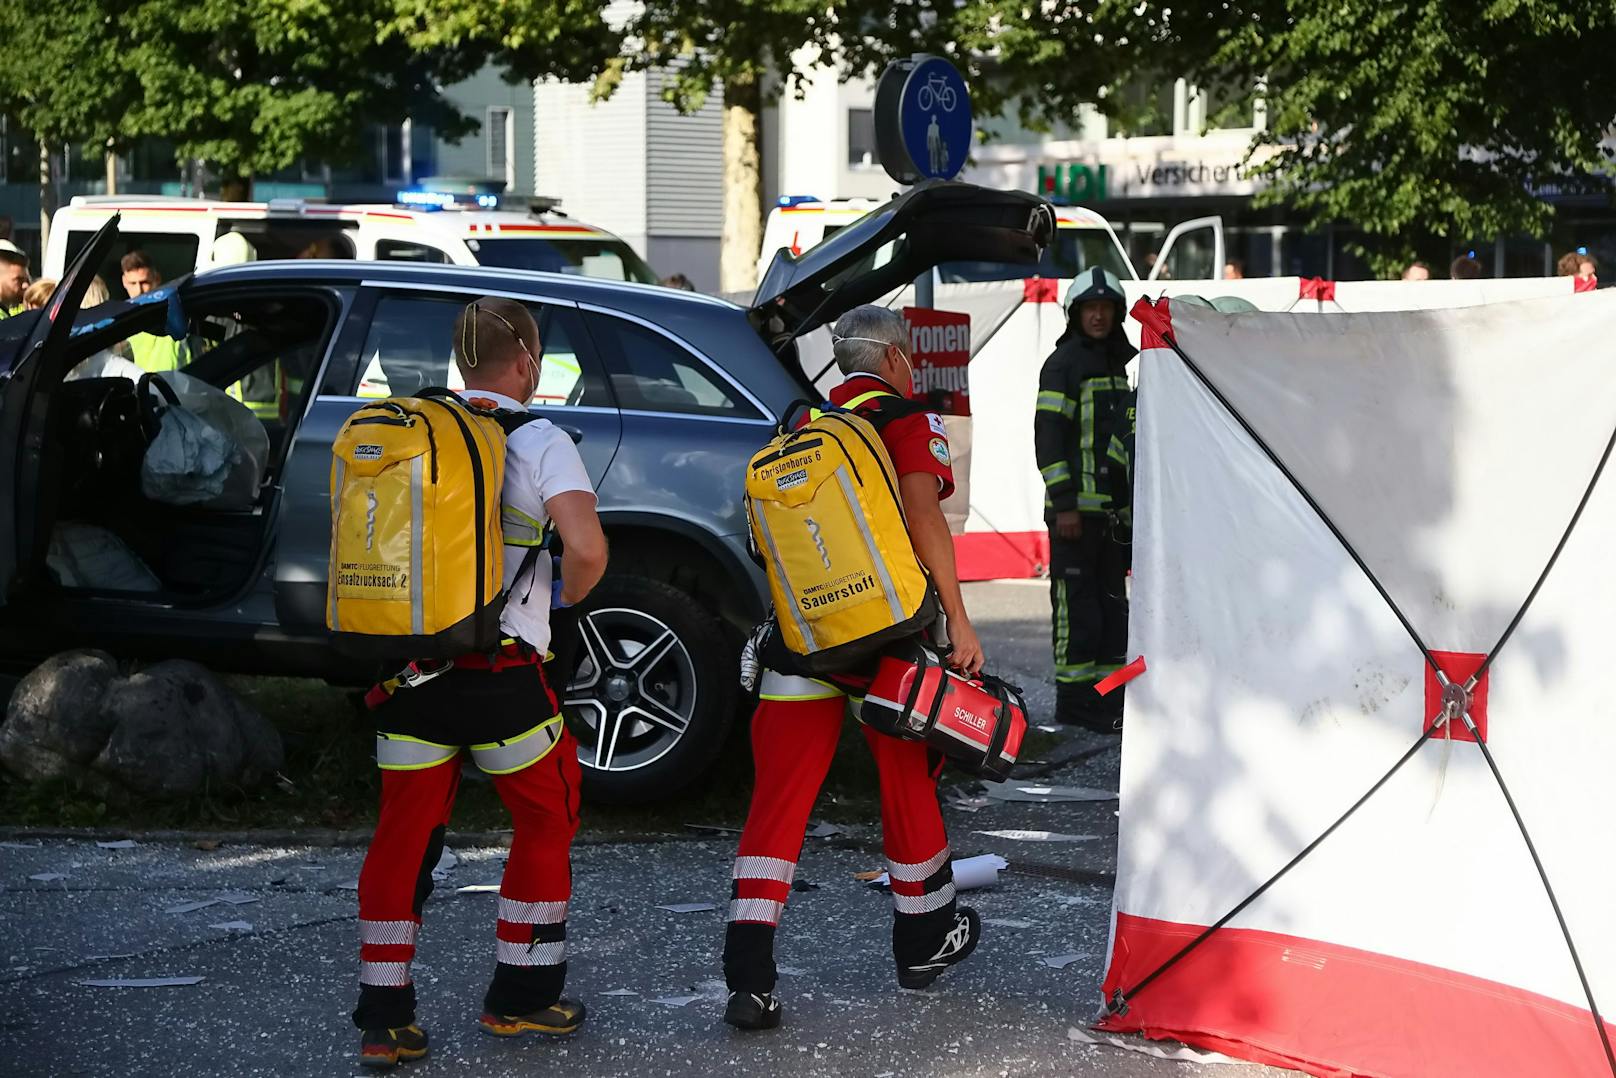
[722,680,957,994]
[352,661,581,1030]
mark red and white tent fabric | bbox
[1098,293,1616,1077]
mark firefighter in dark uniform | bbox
[1035,267,1137,732]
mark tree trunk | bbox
[38,141,57,257]
[105,149,118,196]
[720,75,764,294]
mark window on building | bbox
[847,108,877,168]
[487,107,514,188]
[585,314,760,419]
[381,122,408,184]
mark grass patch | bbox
[0,675,1061,837]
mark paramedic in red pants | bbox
[352,298,607,1069]
[722,304,987,1031]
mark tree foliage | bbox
[1074,0,1616,271]
[0,1,621,189]
[630,1,1616,275]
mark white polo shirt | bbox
[462,390,595,656]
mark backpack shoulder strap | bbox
[850,390,932,432]
[493,409,539,435]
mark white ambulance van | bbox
[44,189,658,291]
[757,195,1223,284]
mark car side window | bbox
[65,230,201,297]
[376,240,451,264]
[585,313,759,418]
[352,293,610,408]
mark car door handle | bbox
[556,423,584,444]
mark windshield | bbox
[939,229,1131,283]
[466,236,659,285]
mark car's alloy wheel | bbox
[557,572,737,803]
[565,606,697,774]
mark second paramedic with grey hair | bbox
[720,303,985,1033]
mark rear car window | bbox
[65,230,199,300]
[584,314,760,419]
[215,222,356,261]
[350,293,611,409]
[466,237,658,285]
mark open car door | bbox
[0,214,122,607]
[749,181,1055,351]
[1147,215,1226,282]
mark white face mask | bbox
[521,345,541,403]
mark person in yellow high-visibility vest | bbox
[120,251,189,373]
[0,242,31,319]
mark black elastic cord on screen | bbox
[1455,709,1616,1077]
[1467,409,1616,689]
[1151,324,1442,678]
[1106,724,1436,1016]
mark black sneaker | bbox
[359,1024,429,1069]
[723,990,783,1031]
[478,998,587,1037]
[898,907,982,989]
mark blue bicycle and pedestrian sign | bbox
[873,56,975,185]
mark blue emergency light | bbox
[396,189,457,210]
[777,195,819,207]
[396,182,504,211]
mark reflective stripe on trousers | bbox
[758,670,843,702]
[358,919,419,946]
[892,881,957,915]
[498,897,567,924]
[359,960,412,987]
[375,733,458,771]
[470,715,564,775]
[495,940,566,966]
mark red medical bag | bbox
[861,642,1028,781]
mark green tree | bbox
[1088,0,1616,275]
[866,0,1616,276]
[1,1,621,222]
[625,2,852,291]
[631,1,1616,282]
[0,3,134,246]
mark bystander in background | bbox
[1575,255,1598,292]
[23,279,56,310]
[0,242,30,317]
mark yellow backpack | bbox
[327,390,525,659]
[745,395,937,674]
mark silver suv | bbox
[0,182,1053,802]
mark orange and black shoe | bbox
[359,1024,430,1069]
[479,998,587,1037]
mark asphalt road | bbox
[0,582,1277,1077]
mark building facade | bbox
[533,67,725,292]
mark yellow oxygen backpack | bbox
[327,389,529,659]
[745,396,937,674]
